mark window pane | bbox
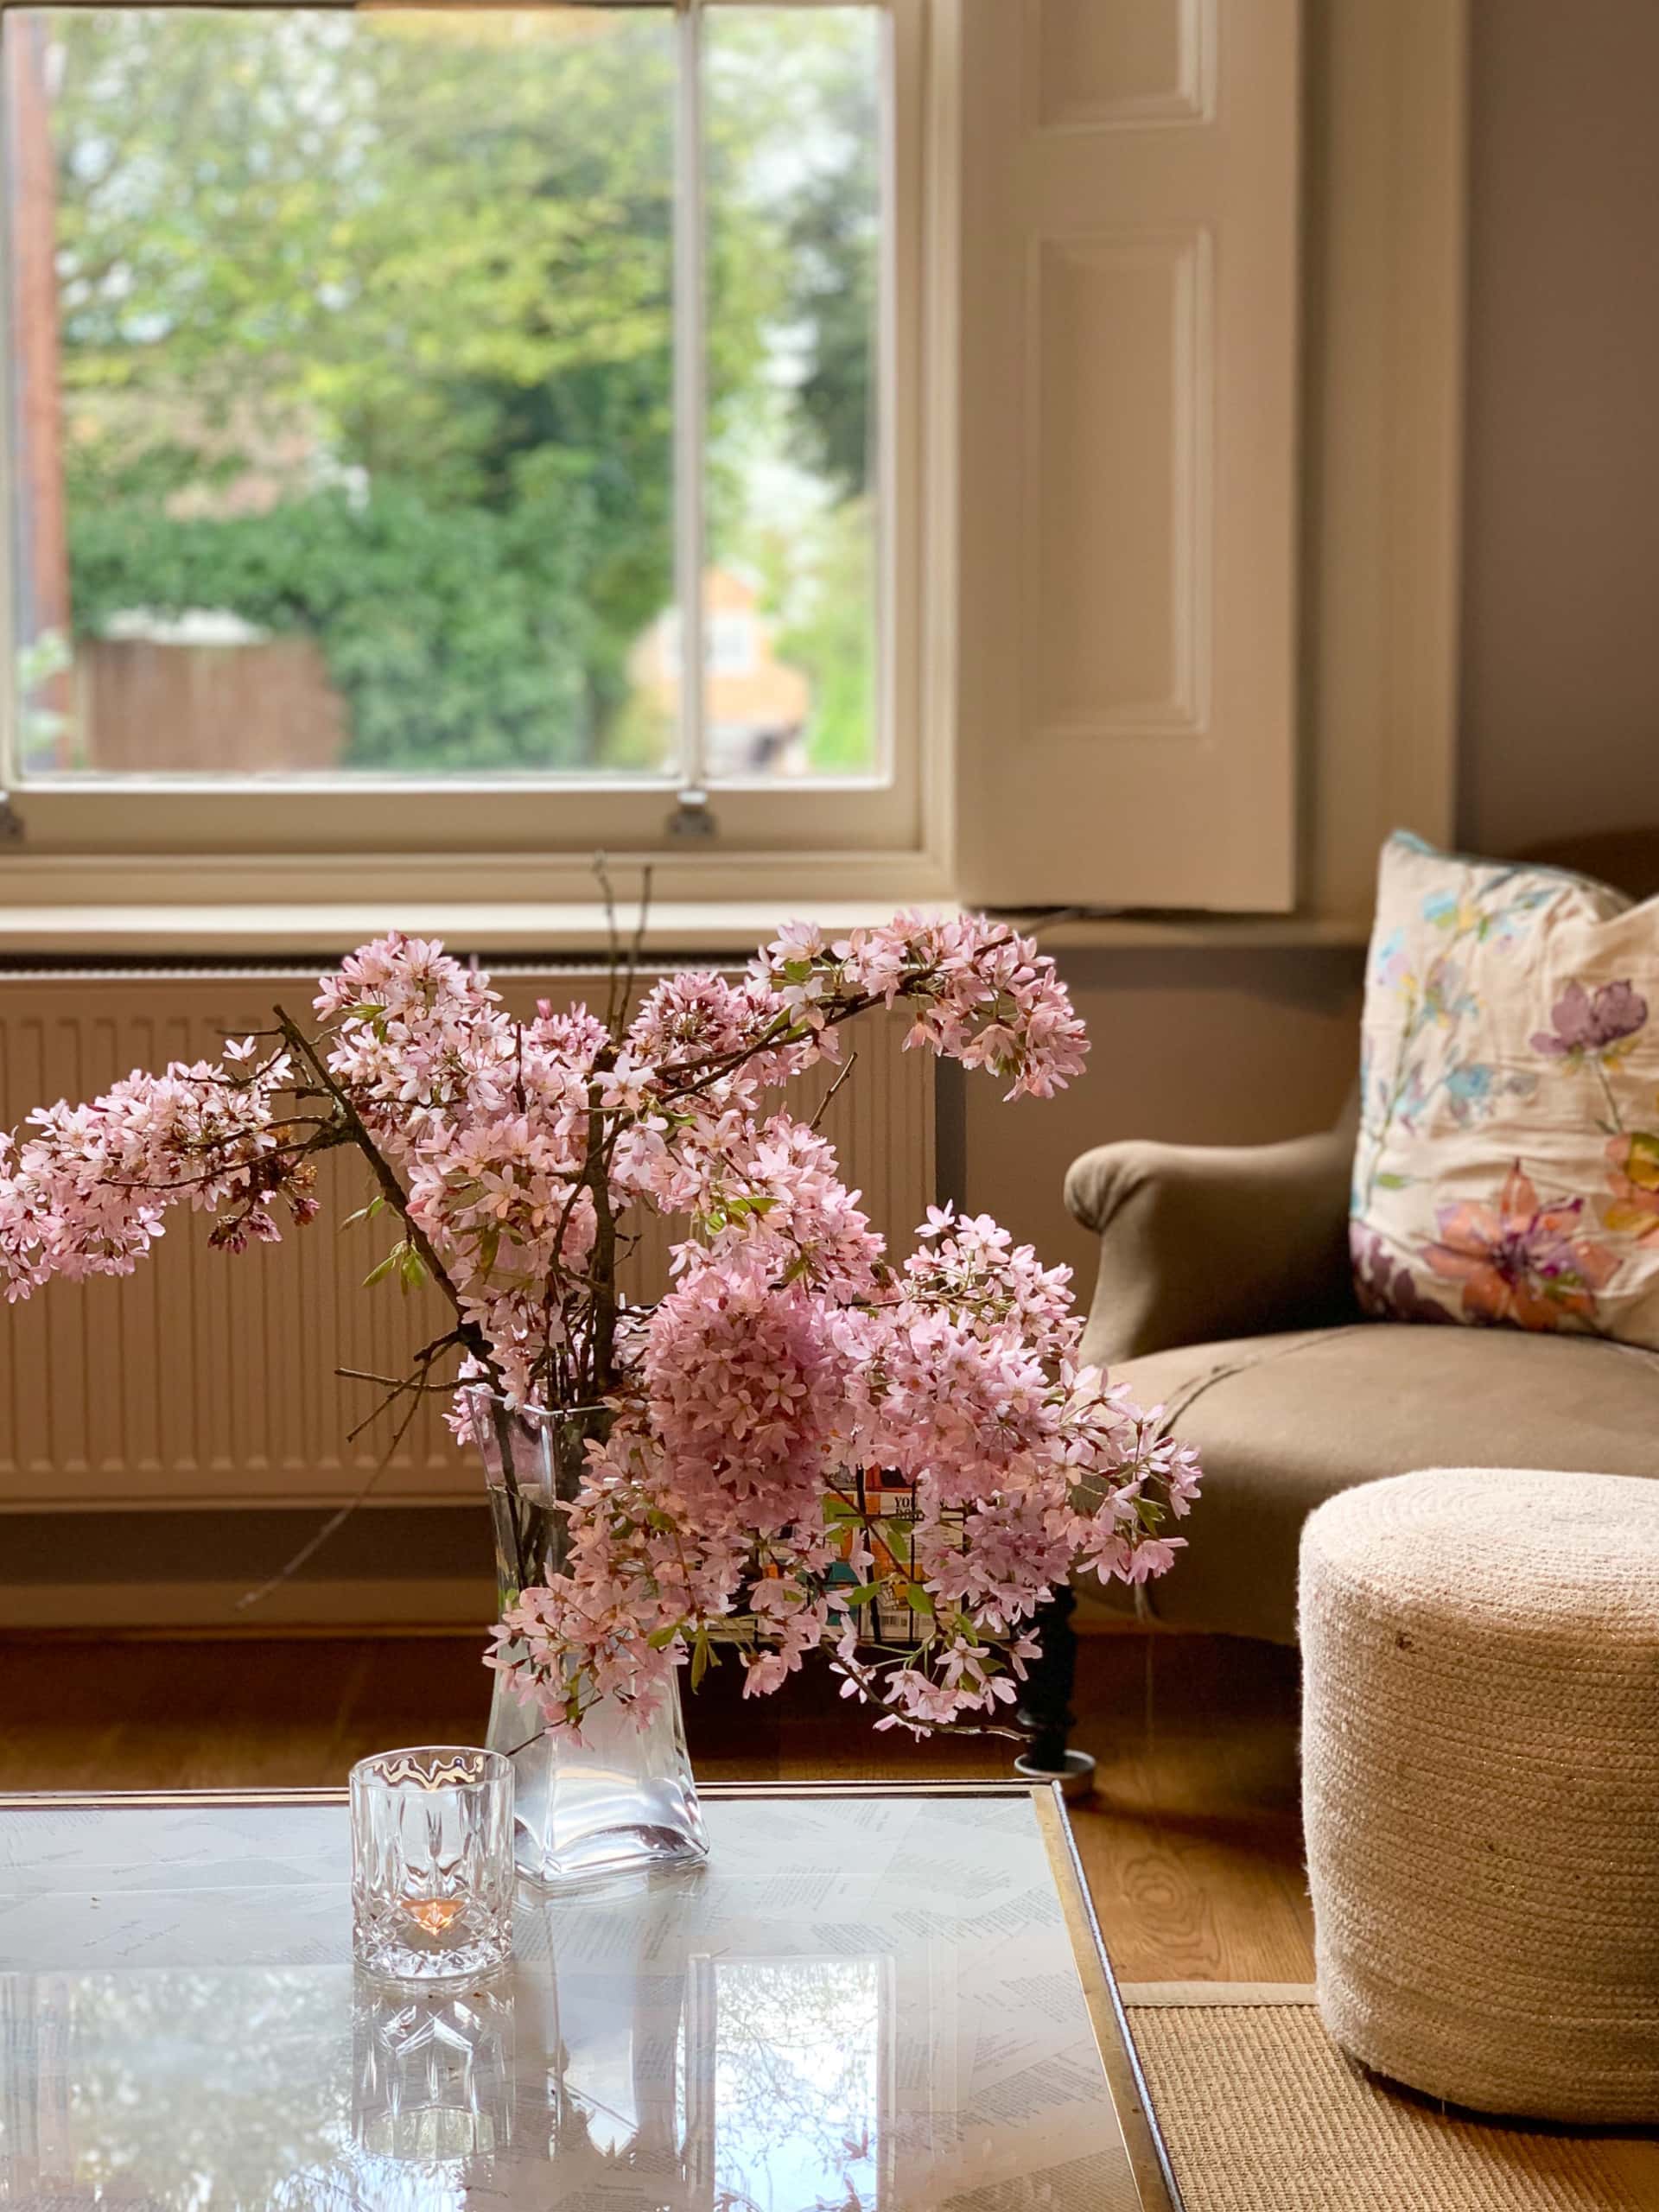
[702,4,881,780]
[5,7,677,780]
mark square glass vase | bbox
[472,1395,708,1886]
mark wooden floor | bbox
[0,1627,1313,1984]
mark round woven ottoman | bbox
[1299,1465,1659,2123]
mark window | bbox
[0,0,923,870]
[0,0,1410,927]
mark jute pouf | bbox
[1300,1465,1659,2124]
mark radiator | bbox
[0,969,935,1515]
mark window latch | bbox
[666,788,718,841]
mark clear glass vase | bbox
[467,1394,707,1887]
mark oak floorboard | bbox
[0,1627,1313,1982]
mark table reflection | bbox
[690,1958,890,2212]
[1,1947,890,2209]
[353,1979,516,2162]
[0,1794,1130,2212]
[0,1966,350,2203]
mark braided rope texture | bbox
[1300,1465,1659,2124]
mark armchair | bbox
[1058,1102,1659,1649]
[1011,826,1659,1779]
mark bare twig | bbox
[274,1006,488,1364]
[594,853,625,1039]
[807,1049,858,1134]
[235,1338,443,1611]
[617,861,654,1035]
[339,1327,467,1443]
[335,1365,461,1397]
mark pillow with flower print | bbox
[1351,832,1659,1347]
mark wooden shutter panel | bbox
[952,0,1300,910]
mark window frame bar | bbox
[672,0,708,809]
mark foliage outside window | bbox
[4,4,882,789]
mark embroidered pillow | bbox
[1351,832,1659,1347]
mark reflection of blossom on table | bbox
[270,2149,471,2211]
[704,1957,886,2212]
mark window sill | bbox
[0,896,930,961]
[0,893,1372,963]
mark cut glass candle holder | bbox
[349,1745,515,1985]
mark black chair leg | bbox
[1014,1584,1096,1798]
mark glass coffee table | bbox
[0,1779,1182,2210]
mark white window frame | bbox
[0,0,952,909]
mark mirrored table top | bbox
[0,1782,1177,2212]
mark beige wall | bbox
[952,946,1363,1281]
[1460,0,1659,854]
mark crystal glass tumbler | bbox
[350,1745,515,1985]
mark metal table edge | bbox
[0,1777,1039,1810]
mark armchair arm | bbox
[1064,1113,1360,1366]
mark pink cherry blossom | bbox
[0,905,1196,1740]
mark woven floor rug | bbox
[1120,1986,1659,2212]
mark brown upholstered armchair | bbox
[1006,828,1659,1778]
[1060,1108,1659,1649]
[1056,825,1659,1661]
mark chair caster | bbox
[1014,1746,1097,1802]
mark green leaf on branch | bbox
[362,1243,404,1288]
[725,1193,776,1220]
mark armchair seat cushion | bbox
[1080,1324,1659,1643]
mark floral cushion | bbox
[1351,832,1659,1346]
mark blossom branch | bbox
[274,1005,492,1368]
[4,908,1194,1746]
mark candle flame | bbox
[399,1895,467,1936]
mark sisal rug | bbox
[1120,1986,1659,2212]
